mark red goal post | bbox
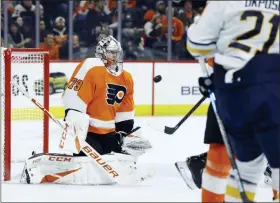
[2,48,50,181]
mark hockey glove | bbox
[118,128,152,157]
[198,74,214,98]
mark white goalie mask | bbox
[95,35,123,76]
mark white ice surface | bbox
[1,116,272,202]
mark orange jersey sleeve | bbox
[63,58,99,113]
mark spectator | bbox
[73,1,95,45]
[13,0,43,20]
[53,16,67,46]
[39,20,46,42]
[144,1,166,22]
[143,1,168,49]
[161,8,184,42]
[12,1,43,47]
[121,0,144,39]
[21,17,35,47]
[85,0,112,45]
[8,22,31,48]
[177,1,193,27]
[73,0,94,18]
[143,13,163,47]
[40,31,60,60]
[15,16,24,33]
[125,37,153,60]
[13,0,34,18]
[15,16,34,46]
[59,34,81,60]
[122,0,143,28]
[39,3,52,31]
[73,34,80,50]
[107,0,136,13]
[184,1,193,19]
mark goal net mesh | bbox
[1,48,49,181]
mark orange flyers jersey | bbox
[62,58,135,135]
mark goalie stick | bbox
[164,96,207,135]
[11,81,140,185]
[199,59,253,203]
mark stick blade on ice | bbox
[164,126,177,135]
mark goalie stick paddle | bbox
[199,59,253,203]
[164,96,207,135]
[11,81,137,185]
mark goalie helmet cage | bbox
[2,48,50,181]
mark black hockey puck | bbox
[153,75,162,83]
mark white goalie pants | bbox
[23,153,137,185]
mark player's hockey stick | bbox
[147,96,206,134]
[199,59,253,203]
[11,81,137,185]
[164,96,207,135]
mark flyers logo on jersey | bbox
[106,83,127,105]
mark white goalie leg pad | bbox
[122,128,152,157]
[23,153,138,185]
[59,110,90,154]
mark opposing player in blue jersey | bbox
[186,1,280,202]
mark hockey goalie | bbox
[21,35,152,185]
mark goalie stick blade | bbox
[164,126,177,135]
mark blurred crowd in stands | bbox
[1,0,207,60]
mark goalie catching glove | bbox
[59,110,152,157]
[119,128,152,157]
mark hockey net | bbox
[1,48,49,181]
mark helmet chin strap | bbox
[102,54,123,76]
[106,63,122,76]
